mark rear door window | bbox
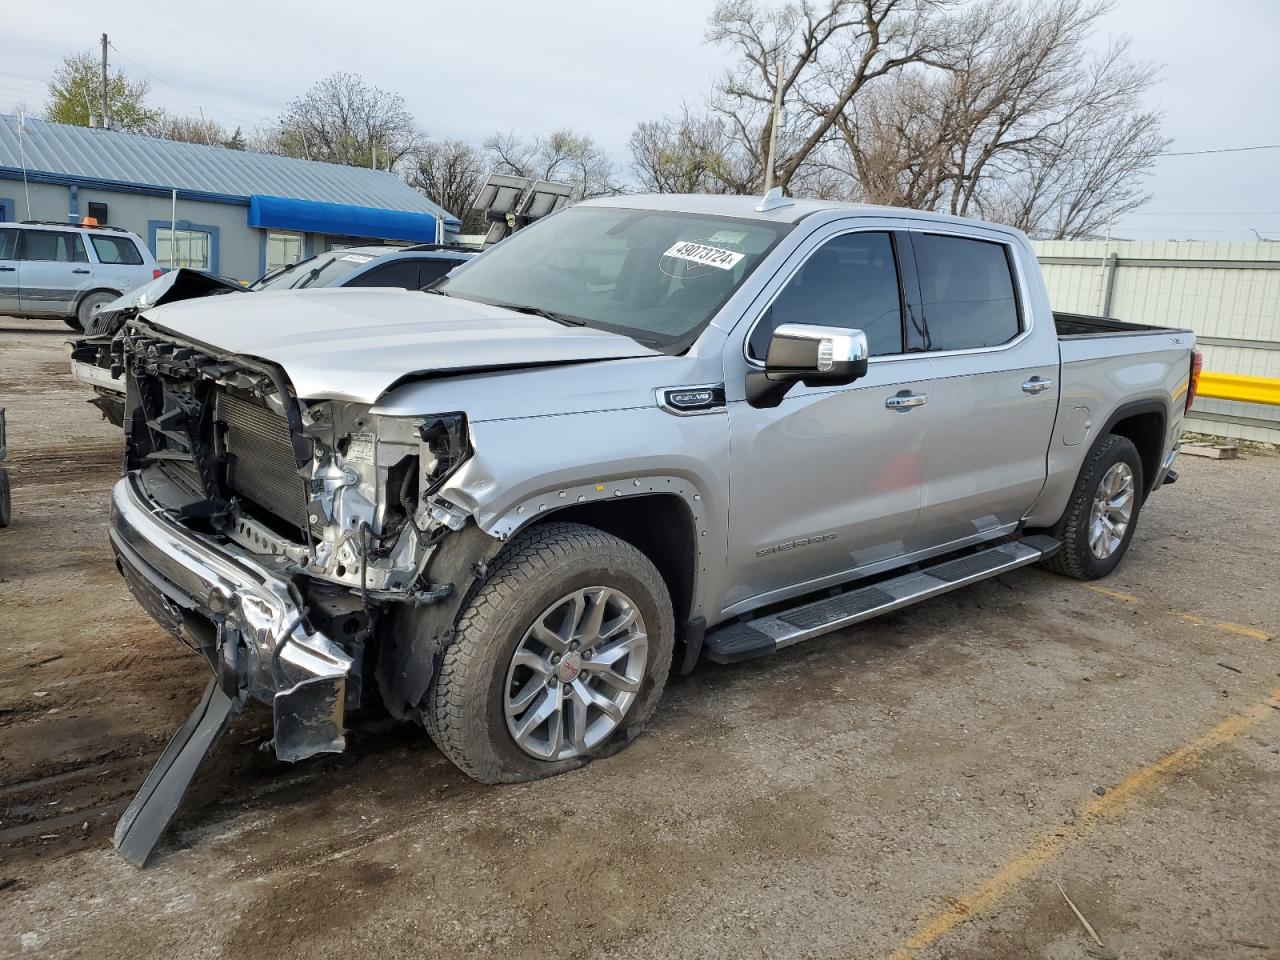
[90,234,144,265]
[19,229,89,263]
[0,227,16,260]
[908,234,1021,351]
[345,260,422,289]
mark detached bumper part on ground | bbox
[108,472,355,864]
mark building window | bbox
[266,232,304,272]
[156,228,212,270]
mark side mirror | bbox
[746,323,869,408]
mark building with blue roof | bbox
[0,114,462,282]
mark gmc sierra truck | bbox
[106,191,1201,864]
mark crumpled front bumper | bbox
[109,473,354,761]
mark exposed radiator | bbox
[216,390,310,536]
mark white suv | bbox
[0,221,161,330]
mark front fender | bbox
[438,406,730,615]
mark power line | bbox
[107,41,275,127]
[1128,210,1280,216]
[1157,143,1280,157]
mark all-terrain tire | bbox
[424,521,675,784]
[1042,433,1144,581]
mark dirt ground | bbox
[0,315,1276,960]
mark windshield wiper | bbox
[500,303,586,327]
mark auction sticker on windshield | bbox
[662,240,745,271]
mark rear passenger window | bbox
[0,228,16,260]
[909,234,1020,351]
[749,231,903,359]
[346,260,422,289]
[90,234,144,265]
[20,230,88,263]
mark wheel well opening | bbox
[526,494,697,625]
[1110,411,1164,496]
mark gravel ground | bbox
[1,316,1276,960]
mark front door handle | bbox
[886,392,928,411]
[72,268,91,274]
[1022,377,1053,395]
[0,266,14,272]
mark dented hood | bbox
[140,287,661,402]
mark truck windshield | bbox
[435,207,791,351]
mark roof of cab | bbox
[575,192,1026,239]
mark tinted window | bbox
[346,260,422,289]
[749,231,903,359]
[90,234,144,265]
[910,234,1020,351]
[0,228,16,260]
[20,229,88,263]
[416,259,462,288]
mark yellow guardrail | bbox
[1197,371,1280,406]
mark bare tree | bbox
[407,137,490,217]
[837,0,1167,236]
[706,0,953,192]
[262,73,421,170]
[628,109,745,193]
[147,113,239,148]
[484,129,621,200]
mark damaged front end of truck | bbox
[109,320,502,865]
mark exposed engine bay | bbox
[123,321,471,601]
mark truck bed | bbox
[1054,312,1186,339]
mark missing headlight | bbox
[417,413,470,495]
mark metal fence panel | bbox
[1034,240,1280,443]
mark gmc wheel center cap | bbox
[557,653,583,684]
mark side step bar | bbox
[705,534,1060,663]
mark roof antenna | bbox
[755,186,794,213]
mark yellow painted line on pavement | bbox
[886,687,1280,960]
[1176,612,1271,641]
[1085,584,1140,603]
[1215,622,1272,641]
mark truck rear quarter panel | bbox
[1027,332,1193,528]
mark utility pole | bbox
[762,54,784,192]
[100,33,110,130]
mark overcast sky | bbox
[3,0,1277,240]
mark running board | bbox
[704,535,1060,664]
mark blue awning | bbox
[248,194,456,243]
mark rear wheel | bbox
[424,522,674,783]
[70,290,116,332]
[1043,433,1144,580]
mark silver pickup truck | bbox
[106,192,1200,863]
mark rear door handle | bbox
[72,268,91,274]
[886,392,928,410]
[1022,377,1053,395]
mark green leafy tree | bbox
[44,51,159,131]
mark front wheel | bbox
[424,522,675,783]
[1043,433,1144,581]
